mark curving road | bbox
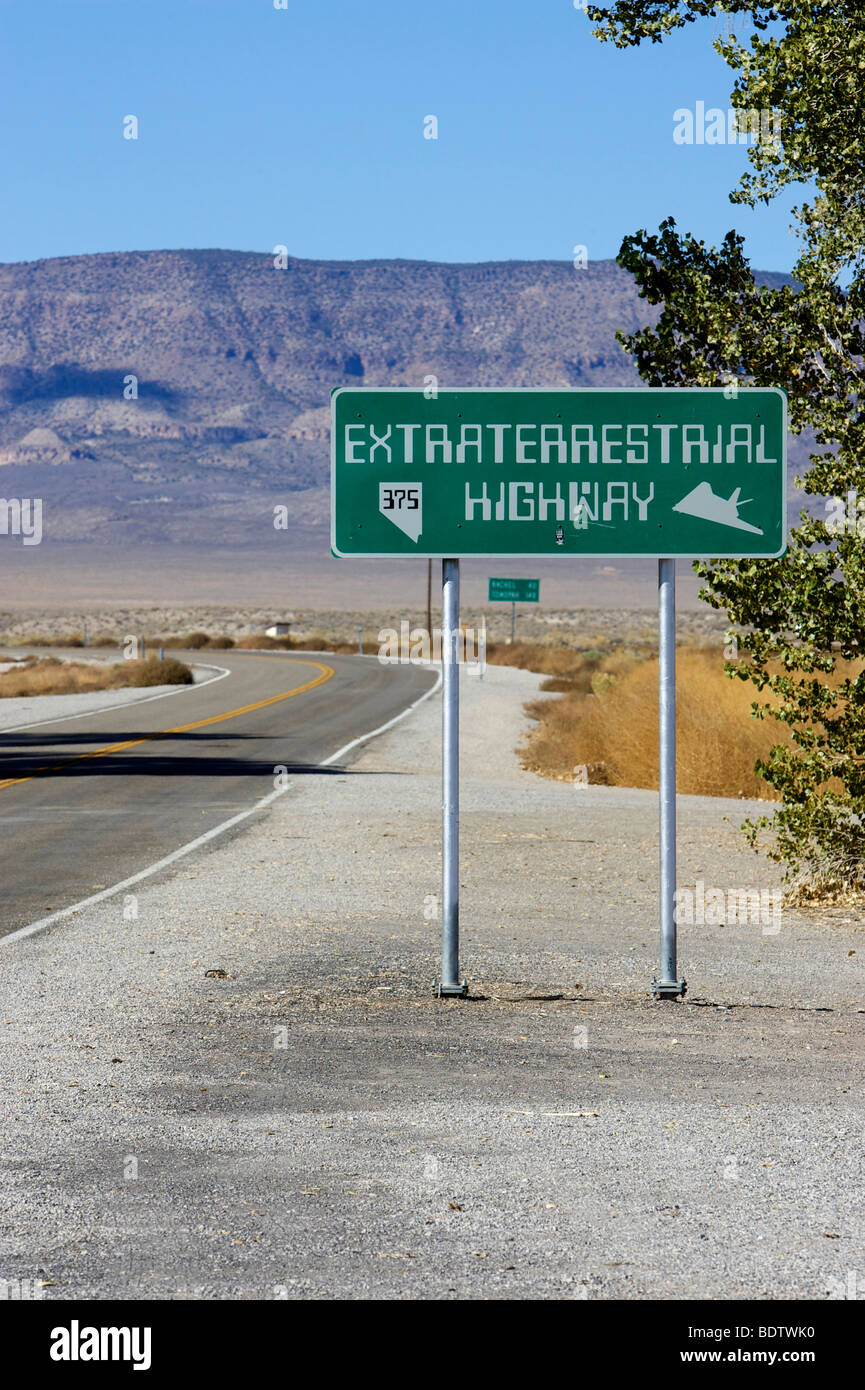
[0,650,437,938]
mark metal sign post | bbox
[438,558,467,997]
[653,558,686,1000]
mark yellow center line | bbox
[0,659,335,792]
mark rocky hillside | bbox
[0,250,801,546]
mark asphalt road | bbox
[0,650,435,937]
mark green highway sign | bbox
[331,387,787,559]
[488,577,539,602]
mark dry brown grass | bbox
[521,645,790,799]
[143,632,236,650]
[3,633,90,648]
[484,639,646,681]
[0,656,194,699]
[138,632,340,652]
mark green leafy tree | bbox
[588,1,865,896]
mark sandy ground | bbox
[0,601,728,648]
[0,541,711,614]
[0,663,862,1300]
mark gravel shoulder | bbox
[0,663,862,1301]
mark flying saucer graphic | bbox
[672,482,764,535]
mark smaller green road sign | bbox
[488,578,539,602]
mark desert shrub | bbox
[234,634,286,649]
[288,634,332,650]
[123,657,194,687]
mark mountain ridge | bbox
[0,249,801,549]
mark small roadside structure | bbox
[265,623,291,637]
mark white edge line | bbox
[0,663,231,735]
[320,666,441,766]
[0,666,442,948]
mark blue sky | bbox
[0,0,800,271]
